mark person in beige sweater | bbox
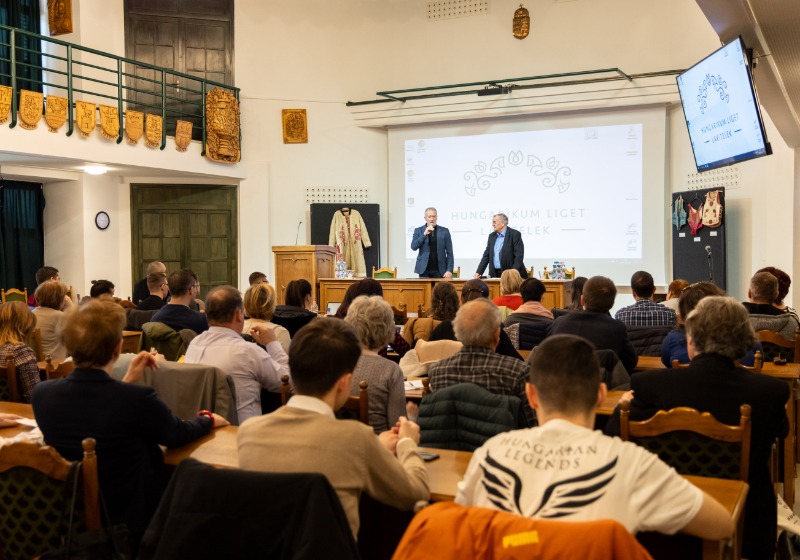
[237,318,429,537]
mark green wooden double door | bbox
[131,184,237,300]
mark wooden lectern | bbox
[272,245,336,305]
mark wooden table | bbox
[2,403,744,559]
[319,278,569,316]
[633,355,799,506]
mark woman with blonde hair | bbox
[344,296,406,434]
[242,282,291,352]
[492,269,523,311]
[0,301,40,402]
[33,280,70,361]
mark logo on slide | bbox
[463,151,571,197]
[697,73,729,115]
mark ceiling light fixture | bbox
[83,165,109,175]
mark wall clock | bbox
[95,211,110,230]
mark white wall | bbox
[4,0,797,304]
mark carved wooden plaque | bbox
[205,88,240,164]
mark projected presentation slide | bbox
[404,124,642,261]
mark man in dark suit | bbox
[411,207,454,278]
[550,275,637,371]
[606,296,788,560]
[474,213,527,279]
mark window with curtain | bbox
[0,180,45,293]
[0,0,43,93]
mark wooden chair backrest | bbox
[1,288,28,303]
[0,362,22,402]
[671,350,763,372]
[280,374,292,406]
[421,377,431,396]
[391,303,408,325]
[756,329,800,363]
[372,266,397,279]
[45,356,75,380]
[417,304,432,319]
[620,400,752,481]
[27,328,44,362]
[341,380,369,425]
[0,437,101,559]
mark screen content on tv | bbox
[677,37,770,172]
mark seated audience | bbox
[492,269,523,310]
[614,271,676,327]
[334,278,411,357]
[344,296,406,433]
[237,318,430,538]
[660,278,689,318]
[402,281,459,347]
[742,270,800,339]
[456,334,733,542]
[31,297,228,551]
[428,298,534,425]
[27,265,60,306]
[756,266,799,323]
[135,271,169,311]
[552,276,587,318]
[248,271,268,285]
[185,286,289,424]
[0,301,40,402]
[151,269,209,334]
[132,261,167,305]
[661,282,762,367]
[430,279,522,360]
[32,281,70,362]
[89,279,115,298]
[613,296,787,559]
[272,279,319,337]
[504,277,554,326]
[551,276,638,371]
[242,282,291,353]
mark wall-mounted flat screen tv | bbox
[676,36,771,172]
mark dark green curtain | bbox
[0,0,43,93]
[0,180,45,293]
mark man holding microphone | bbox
[411,207,454,278]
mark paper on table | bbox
[404,380,424,391]
[16,418,38,427]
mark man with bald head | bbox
[427,298,534,425]
[184,285,290,424]
[133,261,167,305]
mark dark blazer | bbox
[31,368,212,537]
[476,227,527,278]
[551,310,638,371]
[609,353,789,560]
[411,224,454,276]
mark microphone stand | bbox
[707,252,714,283]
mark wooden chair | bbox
[338,380,369,425]
[45,355,75,380]
[417,304,431,318]
[756,329,800,363]
[1,287,28,303]
[0,438,101,560]
[672,350,764,373]
[620,400,752,481]
[27,327,44,362]
[421,377,431,396]
[372,266,398,279]
[280,374,292,405]
[0,362,22,402]
[391,303,408,325]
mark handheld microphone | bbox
[705,245,712,256]
[295,221,302,245]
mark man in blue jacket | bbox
[411,207,454,278]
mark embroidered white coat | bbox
[329,208,372,277]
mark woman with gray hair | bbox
[616,296,789,560]
[344,295,406,434]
